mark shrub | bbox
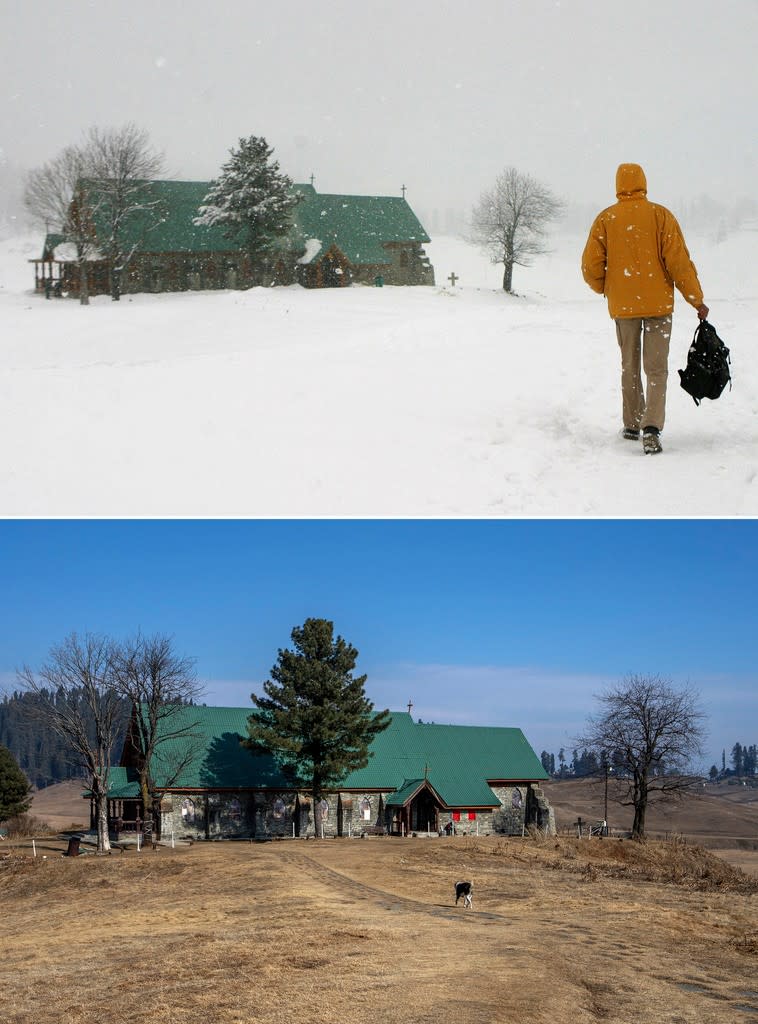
[4,814,53,838]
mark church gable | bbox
[291,185,435,287]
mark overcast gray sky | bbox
[2,0,756,222]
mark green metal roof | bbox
[75,179,430,266]
[341,713,548,807]
[111,706,545,807]
[82,179,237,255]
[290,184,430,266]
[385,778,446,808]
[101,765,139,798]
[140,704,291,791]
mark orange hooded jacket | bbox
[581,163,704,319]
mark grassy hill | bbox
[27,780,89,831]
[543,777,758,849]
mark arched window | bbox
[181,798,195,823]
[512,788,523,809]
[272,798,286,820]
[360,798,371,821]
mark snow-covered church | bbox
[31,180,435,296]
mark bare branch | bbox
[469,166,564,292]
[16,632,125,851]
[576,674,707,839]
[111,632,203,818]
[24,145,87,232]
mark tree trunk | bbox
[631,800,646,840]
[79,259,89,306]
[95,791,111,853]
[631,775,647,839]
[502,260,513,293]
[312,773,323,838]
[140,775,152,837]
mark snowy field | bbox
[1,227,756,517]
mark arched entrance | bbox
[320,249,351,287]
[387,779,443,835]
[409,789,438,833]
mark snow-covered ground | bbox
[1,227,756,517]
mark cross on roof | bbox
[401,184,407,198]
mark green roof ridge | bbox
[113,705,546,808]
[71,179,430,264]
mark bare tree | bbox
[470,167,564,292]
[23,123,164,304]
[24,145,84,234]
[16,633,124,852]
[111,633,203,830]
[23,145,99,305]
[577,674,707,840]
[80,123,165,300]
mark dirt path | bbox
[272,840,758,1024]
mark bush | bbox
[4,813,53,837]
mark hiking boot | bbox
[622,427,640,441]
[642,429,663,455]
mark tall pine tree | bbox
[194,135,300,261]
[246,618,390,837]
[0,744,32,823]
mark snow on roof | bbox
[52,243,79,261]
[297,237,323,265]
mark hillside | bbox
[543,777,758,849]
[27,781,89,831]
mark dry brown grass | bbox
[543,777,758,851]
[2,834,757,1024]
[2,813,54,838]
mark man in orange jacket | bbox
[582,164,708,454]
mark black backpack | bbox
[678,320,731,406]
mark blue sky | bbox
[0,519,755,770]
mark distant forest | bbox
[540,744,758,780]
[0,688,130,788]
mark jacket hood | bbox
[616,163,647,198]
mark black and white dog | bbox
[454,880,473,909]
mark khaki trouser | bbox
[615,315,672,432]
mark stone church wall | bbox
[158,782,555,841]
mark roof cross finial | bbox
[401,183,407,199]
[407,699,414,715]
[310,173,315,186]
